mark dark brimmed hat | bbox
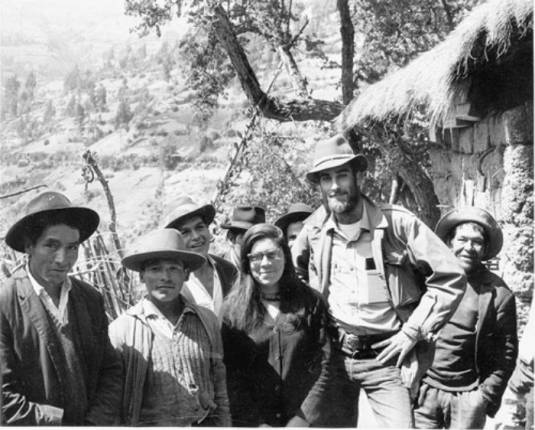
[122,229,206,272]
[164,196,216,230]
[435,207,503,260]
[5,191,100,253]
[306,134,368,183]
[221,206,266,231]
[274,203,313,232]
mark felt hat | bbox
[306,134,368,183]
[122,228,206,272]
[5,191,100,253]
[164,196,216,230]
[435,207,503,260]
[221,206,266,231]
[274,203,314,232]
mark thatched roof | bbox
[338,0,533,131]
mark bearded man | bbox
[291,134,466,428]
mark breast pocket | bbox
[362,258,390,304]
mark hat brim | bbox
[5,207,100,253]
[435,208,503,260]
[274,211,312,231]
[220,222,251,230]
[306,154,368,183]
[165,204,215,230]
[121,249,206,272]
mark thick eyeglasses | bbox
[248,247,283,264]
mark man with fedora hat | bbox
[292,134,466,427]
[274,202,314,248]
[0,191,122,425]
[414,207,518,429]
[220,205,265,269]
[109,228,231,426]
[164,196,237,321]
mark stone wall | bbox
[429,102,534,326]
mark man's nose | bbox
[54,248,67,264]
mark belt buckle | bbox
[345,334,362,351]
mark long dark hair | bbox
[223,223,308,332]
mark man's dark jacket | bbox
[0,268,123,425]
[212,254,238,296]
[472,266,518,417]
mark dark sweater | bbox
[222,286,331,427]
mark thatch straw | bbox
[338,0,533,131]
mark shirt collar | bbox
[325,200,372,233]
[141,296,197,320]
[26,263,72,297]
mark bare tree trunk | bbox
[337,0,355,105]
[82,151,124,258]
[389,175,402,204]
[210,3,343,121]
[277,45,309,98]
[364,128,441,227]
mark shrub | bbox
[199,136,214,153]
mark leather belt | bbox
[337,329,399,358]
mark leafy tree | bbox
[124,0,475,224]
[351,0,477,86]
[125,0,343,122]
[162,57,172,82]
[25,71,37,100]
[43,100,56,124]
[138,43,147,60]
[95,84,108,112]
[64,95,77,117]
[4,74,20,118]
[115,99,134,130]
[75,101,86,132]
[64,65,81,92]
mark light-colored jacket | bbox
[292,196,467,394]
[108,298,231,426]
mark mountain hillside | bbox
[1,0,341,259]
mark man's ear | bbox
[184,267,190,282]
[23,238,33,255]
[139,271,145,284]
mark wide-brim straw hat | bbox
[164,195,215,230]
[306,134,368,183]
[274,203,314,232]
[221,205,266,230]
[5,191,100,253]
[122,229,206,272]
[435,207,503,260]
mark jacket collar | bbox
[125,295,200,323]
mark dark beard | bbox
[328,195,357,214]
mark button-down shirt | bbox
[181,255,223,322]
[327,206,400,335]
[27,264,72,325]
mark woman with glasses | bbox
[221,223,332,427]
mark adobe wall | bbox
[429,103,534,325]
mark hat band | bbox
[314,154,353,168]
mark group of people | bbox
[1,134,532,428]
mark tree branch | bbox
[209,3,343,121]
[0,184,47,200]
